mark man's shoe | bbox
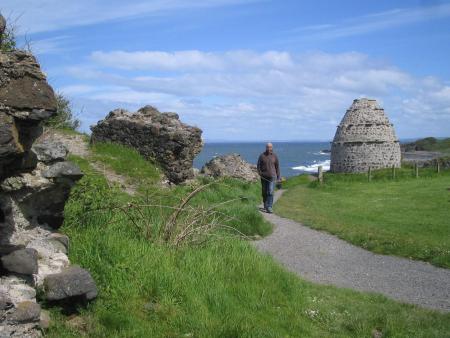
[266,207,273,214]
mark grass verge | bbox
[276,169,450,268]
[44,156,450,337]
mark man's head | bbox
[265,142,273,154]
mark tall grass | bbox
[66,155,271,240]
[45,156,450,337]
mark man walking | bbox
[257,143,280,213]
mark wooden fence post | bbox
[318,165,323,185]
[437,160,440,173]
[368,166,372,182]
[415,162,419,178]
[392,165,396,179]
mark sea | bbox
[193,142,331,178]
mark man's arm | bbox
[257,154,262,176]
[275,154,281,180]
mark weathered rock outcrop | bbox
[330,98,401,173]
[201,153,259,182]
[91,105,203,184]
[0,39,96,336]
[32,141,68,164]
[0,50,57,179]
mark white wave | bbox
[292,160,330,173]
[313,151,330,156]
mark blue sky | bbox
[1,0,450,141]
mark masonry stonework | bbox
[330,98,401,173]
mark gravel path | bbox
[253,190,450,312]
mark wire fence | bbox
[316,160,449,185]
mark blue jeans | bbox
[261,176,276,209]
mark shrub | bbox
[45,93,81,131]
[0,15,17,52]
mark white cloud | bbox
[29,36,73,55]
[60,49,450,140]
[291,2,450,39]
[90,50,294,71]
[80,50,412,98]
[0,0,257,34]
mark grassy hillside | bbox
[402,137,450,153]
[45,142,450,337]
[276,168,450,268]
[90,142,162,189]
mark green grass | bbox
[45,156,450,337]
[89,142,162,189]
[87,141,272,237]
[276,169,450,268]
[281,173,315,189]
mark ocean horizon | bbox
[193,137,436,177]
[194,141,332,177]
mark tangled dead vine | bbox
[77,180,251,247]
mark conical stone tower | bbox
[330,98,401,173]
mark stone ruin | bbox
[91,106,203,184]
[0,17,97,337]
[201,153,259,182]
[330,98,401,173]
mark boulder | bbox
[91,105,203,184]
[44,266,98,301]
[8,301,41,324]
[1,248,38,275]
[32,141,68,163]
[201,153,259,182]
[0,50,57,178]
[42,161,83,180]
